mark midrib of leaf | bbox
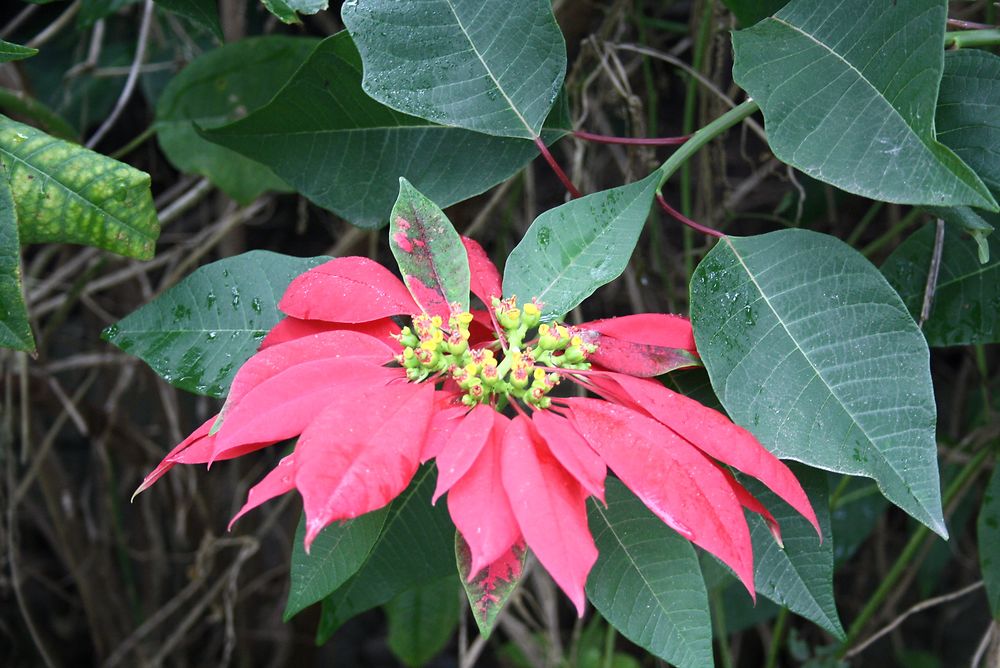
[722,237,921,516]
[935,257,999,289]
[0,146,152,241]
[442,0,536,139]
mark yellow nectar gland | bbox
[394,298,598,409]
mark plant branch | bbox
[944,29,1000,48]
[573,130,688,146]
[533,136,581,198]
[919,219,946,326]
[656,99,759,188]
[656,193,724,238]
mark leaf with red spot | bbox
[456,534,526,639]
[432,404,494,503]
[579,314,700,377]
[229,453,296,528]
[260,316,402,349]
[501,416,597,616]
[296,382,435,548]
[531,410,606,502]
[279,256,418,323]
[212,358,399,460]
[589,373,820,537]
[461,236,501,304]
[389,178,470,319]
[447,413,520,575]
[566,398,756,598]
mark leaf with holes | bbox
[503,172,659,319]
[586,478,712,668]
[456,535,526,639]
[342,0,565,139]
[882,224,1000,346]
[732,0,996,210]
[690,229,946,537]
[103,251,327,397]
[204,32,568,228]
[389,179,470,319]
[0,167,32,351]
[1,115,159,259]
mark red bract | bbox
[137,236,819,617]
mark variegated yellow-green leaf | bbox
[0,162,33,352]
[0,115,159,260]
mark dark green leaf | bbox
[882,224,1000,346]
[456,535,525,639]
[204,33,567,228]
[79,0,131,28]
[1,115,159,259]
[829,475,888,565]
[156,36,318,203]
[732,0,997,210]
[0,40,38,63]
[743,466,844,639]
[154,0,223,40]
[389,179,470,315]
[502,172,659,319]
[342,0,565,139]
[317,467,456,641]
[924,206,995,264]
[721,0,789,27]
[284,509,389,621]
[978,466,1000,617]
[104,251,326,397]
[261,0,300,24]
[690,229,946,537]
[385,576,460,668]
[0,165,33,351]
[586,479,712,668]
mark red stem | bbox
[655,193,724,238]
[573,130,689,146]
[533,136,582,198]
[947,17,995,30]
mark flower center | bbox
[394,297,597,409]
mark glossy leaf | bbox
[732,0,997,211]
[742,466,844,638]
[153,0,223,39]
[503,171,659,319]
[317,466,456,640]
[0,40,38,62]
[456,536,526,639]
[386,575,460,668]
[690,229,947,537]
[390,179,471,318]
[0,168,32,351]
[1,114,159,259]
[882,223,1000,346]
[103,251,326,397]
[284,508,389,620]
[978,466,1000,617]
[580,313,699,377]
[342,0,565,139]
[156,37,317,203]
[204,32,568,228]
[586,478,712,668]
[261,0,299,23]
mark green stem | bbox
[845,201,885,246]
[0,87,78,141]
[837,445,994,657]
[710,587,735,668]
[657,100,759,189]
[600,621,617,668]
[860,207,922,258]
[765,608,790,668]
[945,29,1000,49]
[109,123,157,160]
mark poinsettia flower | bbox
[136,233,820,619]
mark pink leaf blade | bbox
[456,534,527,639]
[501,416,597,616]
[461,236,502,305]
[432,403,495,503]
[260,317,402,349]
[132,414,217,499]
[228,454,297,529]
[420,403,468,463]
[579,313,700,376]
[531,410,606,502]
[278,256,418,323]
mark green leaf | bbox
[1,115,159,259]
[104,251,326,397]
[385,576,460,668]
[742,466,844,639]
[690,229,947,537]
[456,535,526,639]
[721,0,789,26]
[156,36,318,204]
[586,478,712,668]
[0,166,33,351]
[154,0,223,40]
[261,0,300,24]
[204,32,567,228]
[732,0,997,211]
[882,223,1000,346]
[502,171,659,319]
[829,475,889,565]
[978,466,1000,618]
[389,179,470,316]
[342,0,566,139]
[287,0,327,14]
[284,508,389,621]
[317,467,456,641]
[0,40,38,63]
